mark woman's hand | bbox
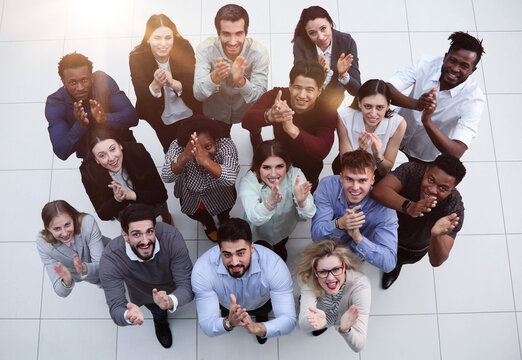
[339,305,359,333]
[108,181,136,202]
[73,253,87,275]
[191,133,211,167]
[294,175,312,208]
[366,132,383,156]
[53,262,72,287]
[337,53,353,77]
[319,54,330,75]
[307,307,327,330]
[264,181,282,211]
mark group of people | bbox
[39,3,485,353]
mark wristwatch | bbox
[224,316,234,331]
[401,199,413,214]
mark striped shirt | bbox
[317,284,346,327]
[162,137,239,216]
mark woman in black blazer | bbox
[292,6,361,109]
[130,14,201,152]
[80,127,171,223]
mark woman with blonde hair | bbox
[37,200,110,297]
[295,240,371,352]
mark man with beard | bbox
[191,218,295,344]
[99,204,193,348]
[386,32,485,162]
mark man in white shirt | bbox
[386,31,485,162]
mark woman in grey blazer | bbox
[292,6,361,109]
[37,200,110,297]
[295,240,371,353]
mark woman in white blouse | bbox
[336,79,406,180]
[36,200,110,297]
[239,140,316,261]
[295,240,371,352]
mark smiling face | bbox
[340,166,375,205]
[220,239,254,278]
[359,93,390,131]
[122,219,156,261]
[48,213,75,244]
[419,166,457,202]
[219,19,246,60]
[315,255,346,295]
[259,156,287,189]
[439,48,477,90]
[92,139,124,173]
[148,26,174,63]
[62,65,92,102]
[289,75,322,114]
[304,17,333,52]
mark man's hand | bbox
[211,57,230,84]
[319,54,330,75]
[245,321,267,337]
[267,90,294,124]
[53,262,72,286]
[231,56,246,88]
[152,288,174,311]
[416,87,437,111]
[294,175,312,208]
[73,253,87,275]
[431,213,459,237]
[307,307,327,330]
[338,206,365,244]
[421,88,437,123]
[89,99,107,125]
[407,197,437,217]
[73,100,89,127]
[126,303,144,325]
[228,294,251,327]
[337,53,353,77]
[339,305,359,333]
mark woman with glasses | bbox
[295,240,371,352]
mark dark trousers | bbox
[217,121,262,151]
[145,303,168,323]
[255,238,289,262]
[220,299,272,318]
[148,117,186,153]
[386,244,429,274]
[187,207,232,231]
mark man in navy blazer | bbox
[45,52,138,160]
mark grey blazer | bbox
[36,214,110,297]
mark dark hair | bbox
[292,6,334,43]
[131,14,186,55]
[250,140,292,183]
[214,4,249,34]
[176,115,226,147]
[350,79,394,118]
[447,31,485,66]
[289,61,326,88]
[119,203,156,234]
[58,53,93,80]
[340,149,375,173]
[40,200,85,245]
[431,153,466,185]
[217,218,252,245]
[86,127,122,154]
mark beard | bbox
[130,241,155,261]
[227,262,251,278]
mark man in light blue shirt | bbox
[191,218,296,344]
[311,150,398,272]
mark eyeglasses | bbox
[314,263,345,279]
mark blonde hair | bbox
[39,200,85,245]
[295,240,361,296]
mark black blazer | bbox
[293,29,361,108]
[80,142,168,220]
[129,38,202,124]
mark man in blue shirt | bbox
[191,218,296,344]
[311,149,398,272]
[45,52,138,160]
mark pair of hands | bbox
[152,68,182,94]
[266,90,295,124]
[73,99,107,128]
[108,181,136,202]
[265,175,312,210]
[178,132,212,167]
[319,52,354,78]
[125,288,174,325]
[307,304,359,333]
[358,131,383,158]
[53,253,87,287]
[337,205,365,244]
[211,56,247,88]
[227,294,266,336]
[416,88,438,120]
[405,197,459,237]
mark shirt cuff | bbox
[149,84,162,98]
[123,310,133,325]
[323,70,334,88]
[168,294,178,313]
[338,73,351,85]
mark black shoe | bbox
[256,335,267,344]
[153,320,172,348]
[312,328,328,336]
[382,264,402,289]
[255,314,268,344]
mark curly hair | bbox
[58,52,93,80]
[175,115,226,148]
[431,153,467,185]
[447,31,485,66]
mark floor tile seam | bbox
[370,310,519,317]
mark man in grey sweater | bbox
[99,204,193,348]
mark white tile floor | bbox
[0,0,520,359]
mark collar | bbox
[216,245,261,278]
[430,58,470,98]
[125,236,160,262]
[316,42,332,57]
